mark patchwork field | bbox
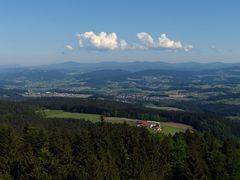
[44,110,193,135]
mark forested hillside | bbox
[0,100,239,179]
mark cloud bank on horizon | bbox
[66,31,193,52]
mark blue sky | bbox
[0,0,240,65]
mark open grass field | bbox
[45,110,136,125]
[45,110,192,135]
[45,110,101,123]
[227,116,240,120]
[104,117,136,125]
[161,126,185,135]
[161,122,193,135]
[145,104,184,111]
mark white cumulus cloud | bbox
[158,34,182,49]
[136,32,193,51]
[65,45,74,51]
[137,32,154,46]
[71,31,192,52]
[77,32,127,50]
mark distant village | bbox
[23,91,91,98]
[136,120,162,131]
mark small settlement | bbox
[136,120,162,131]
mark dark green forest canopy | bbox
[0,115,240,179]
[0,100,240,179]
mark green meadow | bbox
[45,110,101,123]
[45,110,192,135]
[145,104,184,111]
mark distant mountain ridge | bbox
[32,61,240,72]
[0,61,240,74]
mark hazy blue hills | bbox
[34,61,240,83]
[0,61,240,78]
[31,61,240,72]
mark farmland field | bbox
[45,110,101,123]
[145,104,184,111]
[44,110,192,135]
[104,117,136,125]
[45,110,136,125]
[227,116,240,120]
[161,122,193,135]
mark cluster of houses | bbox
[136,120,162,131]
[24,90,91,98]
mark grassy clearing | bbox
[45,110,136,125]
[161,126,185,135]
[227,116,240,120]
[161,122,193,135]
[145,104,184,111]
[44,110,192,135]
[104,117,136,125]
[45,110,101,123]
